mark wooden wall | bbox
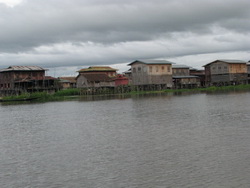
[131,63,172,87]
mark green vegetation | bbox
[2,84,250,103]
[2,92,54,102]
[1,88,81,102]
[53,88,80,96]
[195,84,250,92]
[3,93,33,100]
[127,84,250,95]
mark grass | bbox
[3,93,32,100]
[196,84,250,92]
[2,84,250,103]
[2,92,54,102]
[53,88,80,96]
[2,88,81,102]
[127,84,250,95]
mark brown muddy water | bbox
[0,91,250,188]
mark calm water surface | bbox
[0,92,250,188]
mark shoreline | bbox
[2,84,250,103]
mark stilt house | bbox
[172,64,200,88]
[128,59,173,89]
[0,66,56,93]
[76,66,117,88]
[204,60,248,86]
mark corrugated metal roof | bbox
[59,80,70,83]
[59,77,76,83]
[172,64,190,69]
[123,68,131,74]
[217,59,247,63]
[78,66,117,72]
[44,76,57,80]
[204,59,247,67]
[0,66,47,72]
[128,59,174,65]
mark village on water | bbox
[0,59,250,96]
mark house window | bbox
[133,68,136,73]
[156,66,159,72]
[168,67,170,72]
[162,66,165,71]
[138,67,141,72]
[149,66,152,72]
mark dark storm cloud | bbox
[0,0,250,75]
[1,0,250,52]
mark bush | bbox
[53,88,80,96]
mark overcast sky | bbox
[0,0,250,76]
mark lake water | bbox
[0,91,250,188]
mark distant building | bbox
[172,64,190,76]
[77,66,117,77]
[247,63,250,84]
[76,73,115,88]
[58,77,76,89]
[204,60,248,86]
[0,66,57,93]
[128,59,173,89]
[123,69,132,84]
[76,66,117,88]
[115,74,129,86]
[190,68,205,87]
[172,64,200,88]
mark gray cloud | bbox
[0,0,250,76]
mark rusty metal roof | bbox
[0,66,47,72]
[44,76,57,80]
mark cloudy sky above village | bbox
[0,0,250,76]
